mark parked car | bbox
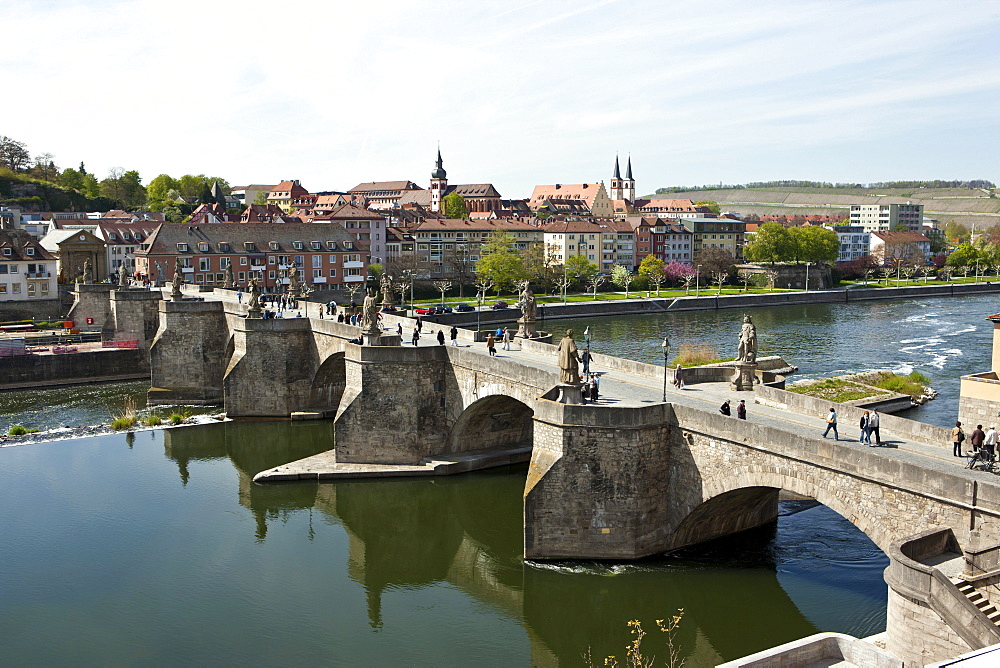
[380,305,398,313]
[438,305,453,313]
[491,301,509,310]
[415,307,436,315]
[455,303,475,312]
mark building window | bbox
[294,256,303,267]
[345,268,361,276]
[327,241,338,250]
[40,282,48,295]
[328,268,337,277]
[215,273,224,283]
[198,242,209,252]
[176,243,188,252]
[312,255,322,268]
[199,258,210,271]
[312,269,322,279]
[240,257,248,265]
[269,270,276,279]
[25,247,34,256]
[238,271,246,281]
[328,255,337,263]
[220,257,230,269]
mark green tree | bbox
[694,200,720,215]
[945,242,978,268]
[944,221,970,245]
[789,226,839,264]
[100,169,146,209]
[367,263,384,280]
[744,222,793,264]
[147,174,179,203]
[695,247,735,276]
[638,255,666,295]
[0,136,30,171]
[82,173,100,198]
[476,230,525,294]
[59,167,84,192]
[564,254,598,286]
[177,174,204,198]
[253,191,269,205]
[443,192,468,219]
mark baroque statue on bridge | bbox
[515,280,537,338]
[223,263,235,289]
[361,287,381,335]
[247,276,261,310]
[287,264,301,297]
[737,314,757,364]
[170,258,183,300]
[81,260,92,284]
[380,273,394,307]
[557,329,581,385]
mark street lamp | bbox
[695,265,702,297]
[661,337,670,402]
[402,270,414,317]
[476,287,484,332]
[584,326,592,350]
[804,261,810,293]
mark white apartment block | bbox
[849,203,924,233]
[828,226,871,262]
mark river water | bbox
[1,293,994,665]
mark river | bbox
[1,293,994,665]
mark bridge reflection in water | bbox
[162,419,887,665]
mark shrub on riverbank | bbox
[8,425,39,436]
[110,416,138,430]
[670,342,734,367]
[787,379,886,402]
[870,370,931,398]
[110,396,138,430]
[144,415,162,427]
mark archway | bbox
[447,395,533,454]
[309,352,346,410]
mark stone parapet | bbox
[66,283,114,331]
[108,289,161,357]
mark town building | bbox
[0,228,57,302]
[298,203,387,265]
[677,217,745,259]
[134,223,368,293]
[348,180,423,210]
[230,184,277,208]
[827,225,871,263]
[39,228,109,283]
[625,216,693,264]
[95,220,162,276]
[542,219,623,273]
[870,230,932,265]
[849,202,925,232]
[267,180,310,213]
[396,149,504,216]
[407,218,544,273]
[529,183,613,217]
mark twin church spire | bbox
[610,154,635,202]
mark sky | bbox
[4,0,1000,198]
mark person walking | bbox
[952,421,966,457]
[589,375,599,402]
[860,411,871,445]
[869,409,881,446]
[985,425,998,457]
[823,407,839,440]
[486,333,497,356]
[971,424,986,453]
[450,326,459,346]
[719,400,731,416]
[737,399,747,420]
[397,322,403,337]
[237,290,243,304]
[673,364,684,389]
[502,327,512,351]
[416,316,423,333]
[411,327,419,346]
[581,348,592,375]
[437,329,445,346]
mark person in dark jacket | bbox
[719,400,731,416]
[736,399,747,420]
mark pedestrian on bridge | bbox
[972,424,986,453]
[860,411,872,445]
[985,426,998,457]
[581,348,592,375]
[486,333,497,356]
[719,400,731,416]
[411,327,420,346]
[737,399,746,420]
[952,421,966,457]
[450,326,459,346]
[823,407,839,440]
[437,330,445,346]
[869,409,881,445]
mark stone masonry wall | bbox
[886,590,970,667]
[148,300,228,404]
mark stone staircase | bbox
[952,578,1000,628]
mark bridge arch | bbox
[670,464,898,554]
[446,394,533,454]
[310,351,346,410]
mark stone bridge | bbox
[99,287,1000,665]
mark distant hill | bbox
[645,185,1000,229]
[0,170,113,212]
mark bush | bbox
[8,425,37,435]
[144,415,162,426]
[871,371,930,398]
[169,414,185,425]
[670,342,733,367]
[110,416,138,430]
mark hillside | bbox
[647,186,1000,229]
[0,170,113,212]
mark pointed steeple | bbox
[625,156,633,180]
[431,146,446,180]
[613,155,622,180]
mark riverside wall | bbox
[429,282,1000,328]
[0,348,147,389]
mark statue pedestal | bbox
[247,306,262,319]
[731,362,757,391]
[170,287,183,302]
[556,383,584,405]
[516,317,537,339]
[362,332,382,346]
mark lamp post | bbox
[695,265,702,297]
[476,287,483,333]
[584,326,592,351]
[804,261,810,293]
[403,270,414,317]
[661,337,670,402]
[562,261,568,305]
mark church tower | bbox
[610,155,624,201]
[624,156,635,202]
[430,147,447,213]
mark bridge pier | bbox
[149,300,228,405]
[66,283,113,330]
[224,318,319,417]
[107,289,161,357]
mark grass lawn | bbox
[787,379,888,403]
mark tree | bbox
[944,221,970,245]
[680,273,696,295]
[60,167,84,192]
[443,192,468,219]
[638,255,665,295]
[695,247,735,276]
[100,168,146,209]
[147,174,179,204]
[441,243,476,298]
[199,182,214,205]
[946,242,979,268]
[610,264,634,297]
[737,270,755,291]
[564,254,598,287]
[367,263,384,281]
[663,260,695,286]
[0,136,30,171]
[587,273,607,300]
[32,153,58,182]
[694,200,720,215]
[476,230,525,294]
[253,191,269,205]
[743,223,793,264]
[712,270,728,294]
[431,280,452,305]
[178,174,205,198]
[82,173,100,198]
[789,226,839,264]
